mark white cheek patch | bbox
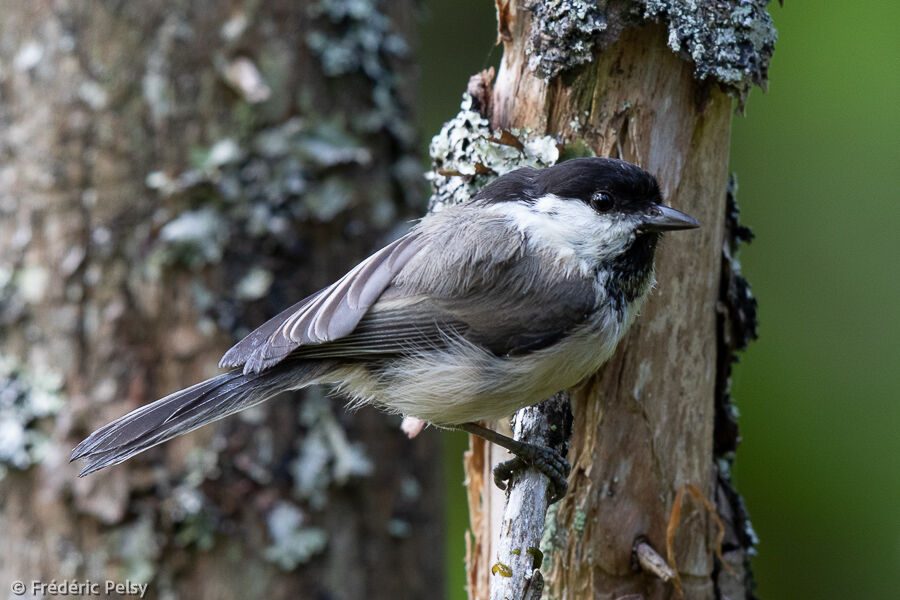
[593,219,638,260]
[487,195,640,270]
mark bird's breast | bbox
[335,300,633,426]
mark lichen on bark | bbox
[641,0,777,104]
[462,2,761,595]
[0,2,442,598]
[427,91,559,210]
[0,354,65,477]
[712,174,760,598]
[524,0,608,79]
[519,0,776,105]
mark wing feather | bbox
[220,209,600,375]
[288,274,597,361]
[220,233,423,374]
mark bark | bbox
[0,2,442,599]
[457,2,772,599]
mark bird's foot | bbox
[492,442,570,503]
[457,421,571,503]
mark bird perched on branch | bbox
[72,157,699,500]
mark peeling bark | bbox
[488,394,572,600]
[459,1,769,598]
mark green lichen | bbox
[0,354,65,478]
[142,0,419,358]
[427,94,560,210]
[301,176,356,222]
[526,546,544,569]
[641,0,777,104]
[539,502,559,573]
[15,265,50,303]
[302,0,424,208]
[172,508,217,551]
[525,0,607,79]
[573,509,587,532]
[148,117,378,240]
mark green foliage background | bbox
[418,2,900,599]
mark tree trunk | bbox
[0,2,442,599]
[453,2,773,599]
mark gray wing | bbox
[221,214,598,372]
[220,233,422,374]
[290,254,599,360]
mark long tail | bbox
[71,362,327,476]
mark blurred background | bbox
[418,1,900,599]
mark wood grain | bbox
[466,7,737,599]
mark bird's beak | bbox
[640,204,700,232]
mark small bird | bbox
[71,157,699,499]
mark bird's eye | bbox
[591,192,614,212]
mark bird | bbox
[71,157,699,500]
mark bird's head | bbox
[475,157,699,301]
[535,157,699,301]
[534,156,697,238]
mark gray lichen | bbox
[387,517,411,538]
[264,501,329,570]
[153,208,231,271]
[289,392,374,510]
[641,0,777,103]
[522,0,776,104]
[167,447,223,550]
[525,0,607,79]
[142,0,420,358]
[107,515,160,584]
[148,117,378,239]
[306,0,413,146]
[0,266,27,326]
[427,94,559,211]
[145,115,388,338]
[0,354,65,478]
[235,267,274,302]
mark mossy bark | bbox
[0,2,441,599]
[464,5,758,600]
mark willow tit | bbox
[72,157,699,498]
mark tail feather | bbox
[71,362,326,476]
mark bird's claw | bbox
[493,456,525,490]
[492,443,570,503]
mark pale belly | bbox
[326,309,630,425]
